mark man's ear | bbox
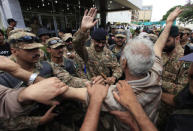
[11,48,17,56]
[175,36,180,42]
[121,58,127,70]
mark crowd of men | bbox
[0,7,193,131]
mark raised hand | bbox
[167,7,182,23]
[81,8,98,32]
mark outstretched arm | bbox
[0,56,43,83]
[154,7,182,58]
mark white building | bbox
[107,11,132,23]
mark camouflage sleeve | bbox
[162,81,184,95]
[2,116,40,130]
[72,29,89,62]
[51,64,87,88]
[106,49,122,79]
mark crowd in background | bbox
[0,7,193,131]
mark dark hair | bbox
[0,29,4,36]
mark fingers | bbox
[87,8,94,16]
[113,91,120,102]
[93,8,98,18]
[93,76,104,84]
[47,105,56,113]
[86,82,91,88]
[57,85,69,95]
[84,9,88,16]
[87,8,97,17]
[93,19,99,26]
[110,110,121,116]
[45,100,60,106]
[119,80,130,89]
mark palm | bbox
[167,7,182,23]
[81,8,98,31]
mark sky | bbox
[142,0,192,21]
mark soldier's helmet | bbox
[46,37,64,49]
[8,31,43,49]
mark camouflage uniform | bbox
[62,33,87,79]
[157,43,190,130]
[162,43,188,94]
[73,30,122,80]
[1,116,40,131]
[1,31,87,131]
[63,48,87,79]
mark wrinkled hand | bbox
[113,80,137,109]
[105,77,116,85]
[39,105,58,125]
[166,7,182,23]
[81,8,98,32]
[0,56,20,74]
[87,83,109,102]
[91,75,105,85]
[110,111,138,129]
[18,77,68,105]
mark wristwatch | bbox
[28,73,38,85]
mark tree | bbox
[161,5,182,21]
[179,3,193,24]
[161,1,193,24]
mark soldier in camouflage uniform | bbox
[72,8,122,131]
[180,28,191,49]
[0,31,88,131]
[109,29,127,61]
[73,13,122,84]
[157,26,190,130]
[62,33,87,79]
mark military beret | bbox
[91,28,107,40]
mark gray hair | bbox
[121,37,155,77]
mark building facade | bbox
[138,5,152,22]
[0,0,142,34]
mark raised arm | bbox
[154,7,182,58]
[72,8,98,62]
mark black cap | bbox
[7,18,16,24]
[169,26,179,37]
[37,28,50,37]
[159,26,179,38]
[91,28,107,40]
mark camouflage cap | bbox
[183,28,191,34]
[46,37,64,48]
[8,31,43,49]
[111,25,117,29]
[62,33,72,42]
[115,29,126,38]
[8,29,26,37]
